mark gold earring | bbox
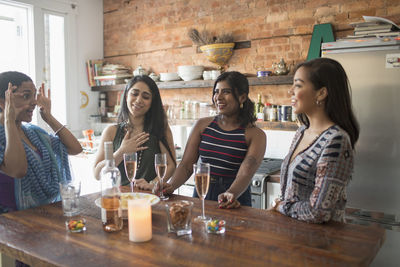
[240,103,243,109]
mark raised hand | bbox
[36,83,52,122]
[119,130,149,154]
[4,82,22,122]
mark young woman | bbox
[164,71,266,208]
[93,75,176,190]
[0,71,82,212]
[271,57,359,223]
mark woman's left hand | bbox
[134,178,154,191]
[218,192,241,209]
[36,83,52,122]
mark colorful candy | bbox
[206,219,226,234]
[66,219,86,232]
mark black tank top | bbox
[113,123,160,185]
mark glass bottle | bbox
[263,103,270,121]
[269,105,278,121]
[100,141,123,232]
[254,94,265,121]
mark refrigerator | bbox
[322,37,400,267]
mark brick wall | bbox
[103,0,400,106]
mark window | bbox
[0,1,33,75]
[0,0,77,129]
[44,12,66,124]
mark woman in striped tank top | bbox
[165,71,266,208]
[271,58,360,223]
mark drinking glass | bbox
[155,153,168,201]
[166,200,194,236]
[59,180,86,232]
[124,153,137,192]
[59,180,81,216]
[193,163,211,222]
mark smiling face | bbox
[126,81,152,118]
[289,67,320,115]
[13,81,37,122]
[213,80,242,116]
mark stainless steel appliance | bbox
[251,158,282,209]
[322,37,400,267]
[322,37,400,216]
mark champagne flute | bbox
[193,163,211,222]
[123,153,137,193]
[155,153,168,201]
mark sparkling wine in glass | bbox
[194,163,211,222]
[124,153,137,192]
[155,153,168,201]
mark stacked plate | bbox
[160,73,181,82]
[177,65,204,81]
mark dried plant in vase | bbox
[188,28,235,71]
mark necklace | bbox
[137,150,143,170]
[123,121,144,170]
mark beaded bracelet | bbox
[55,125,67,135]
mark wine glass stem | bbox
[159,178,164,197]
[130,181,134,193]
[201,198,205,218]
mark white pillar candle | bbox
[128,199,152,242]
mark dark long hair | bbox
[295,58,359,148]
[118,75,175,164]
[0,71,32,99]
[212,71,256,127]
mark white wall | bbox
[70,0,103,137]
[264,130,295,159]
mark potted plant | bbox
[188,28,235,71]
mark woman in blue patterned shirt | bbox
[165,71,266,208]
[0,71,82,212]
[271,58,359,223]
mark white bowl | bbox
[179,73,203,81]
[160,73,180,81]
[178,65,204,73]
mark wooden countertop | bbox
[0,189,385,266]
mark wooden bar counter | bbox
[0,190,385,267]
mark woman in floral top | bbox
[272,58,359,223]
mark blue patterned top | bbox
[199,118,248,179]
[278,125,353,223]
[0,123,71,210]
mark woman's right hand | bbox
[153,182,174,196]
[4,83,20,122]
[119,130,149,154]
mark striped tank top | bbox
[199,118,248,179]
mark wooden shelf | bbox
[255,121,298,131]
[90,75,293,92]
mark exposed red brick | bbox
[103,0,400,105]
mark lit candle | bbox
[128,199,152,242]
